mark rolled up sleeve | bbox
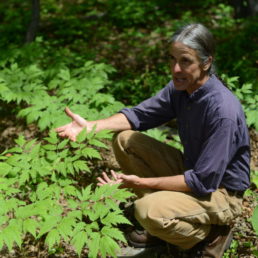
[120,82,176,131]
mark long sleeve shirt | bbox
[120,75,250,196]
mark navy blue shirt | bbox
[120,75,250,196]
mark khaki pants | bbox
[112,130,243,249]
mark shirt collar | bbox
[188,74,217,101]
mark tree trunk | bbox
[26,0,40,43]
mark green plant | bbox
[0,130,134,257]
[0,60,124,131]
[144,128,183,152]
[251,204,258,235]
[221,74,258,130]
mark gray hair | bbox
[170,23,216,75]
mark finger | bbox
[55,125,66,132]
[97,177,107,184]
[65,107,77,121]
[111,170,118,180]
[70,135,76,142]
[58,132,67,137]
[102,172,112,183]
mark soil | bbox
[0,117,257,257]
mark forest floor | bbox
[0,117,257,257]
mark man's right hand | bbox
[55,107,90,141]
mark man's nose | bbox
[172,62,182,73]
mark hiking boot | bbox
[126,229,165,248]
[200,225,233,258]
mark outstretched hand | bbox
[97,170,141,189]
[55,107,90,141]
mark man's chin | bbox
[174,83,187,91]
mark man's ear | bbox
[203,56,213,71]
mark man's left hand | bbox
[97,170,141,188]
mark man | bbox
[56,23,250,257]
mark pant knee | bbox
[112,130,134,153]
[134,196,163,233]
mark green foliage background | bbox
[0,0,257,256]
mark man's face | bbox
[169,42,209,94]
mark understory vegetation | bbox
[0,0,257,257]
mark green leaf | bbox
[14,135,26,147]
[81,147,101,159]
[45,229,60,250]
[71,231,87,256]
[0,162,12,177]
[87,232,101,258]
[6,147,23,153]
[43,144,57,151]
[101,212,131,226]
[57,139,69,150]
[81,184,92,201]
[44,131,59,144]
[3,223,22,250]
[70,141,80,148]
[99,235,120,258]
[101,226,127,243]
[92,202,109,219]
[95,129,112,139]
[0,215,8,226]
[57,217,76,241]
[73,160,90,173]
[64,185,78,197]
[76,129,87,143]
[88,139,108,149]
[23,218,38,238]
[37,216,60,238]
[251,205,258,235]
[0,232,3,250]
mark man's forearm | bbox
[88,113,132,132]
[138,175,192,192]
